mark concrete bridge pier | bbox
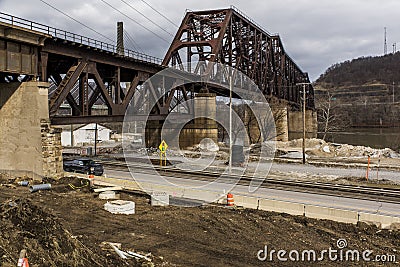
[145,92,218,149]
[0,81,63,180]
[271,105,289,142]
[288,108,318,140]
[179,92,218,148]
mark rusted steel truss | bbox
[37,36,196,125]
[46,60,194,124]
[43,51,194,125]
[163,7,314,109]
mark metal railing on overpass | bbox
[0,12,162,65]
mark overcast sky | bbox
[1,0,399,81]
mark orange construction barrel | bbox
[227,193,234,206]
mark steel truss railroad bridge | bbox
[0,7,314,125]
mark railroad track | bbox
[100,160,400,204]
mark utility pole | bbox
[384,27,387,55]
[393,82,395,104]
[297,83,310,164]
[94,123,98,157]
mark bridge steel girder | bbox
[163,8,314,109]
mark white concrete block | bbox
[258,199,305,216]
[305,205,358,224]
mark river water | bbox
[318,128,400,150]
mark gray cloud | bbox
[1,0,399,81]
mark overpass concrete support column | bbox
[0,82,63,180]
[179,92,218,148]
[288,108,317,140]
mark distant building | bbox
[61,123,111,147]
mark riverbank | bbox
[275,138,400,170]
[319,127,400,150]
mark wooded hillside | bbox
[314,52,400,130]
[316,52,400,87]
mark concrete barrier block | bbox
[234,195,259,209]
[258,199,304,216]
[180,188,223,204]
[389,222,400,230]
[358,212,400,229]
[305,205,358,224]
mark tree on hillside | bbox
[316,89,349,140]
[316,52,400,87]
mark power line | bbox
[98,0,170,44]
[123,31,138,51]
[38,0,114,44]
[123,29,144,53]
[123,30,137,50]
[119,0,174,37]
[138,0,179,28]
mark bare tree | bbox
[316,89,348,140]
[218,100,288,145]
[244,101,287,143]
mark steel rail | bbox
[100,160,400,204]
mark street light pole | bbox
[229,71,233,174]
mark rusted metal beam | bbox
[43,41,162,74]
[50,113,194,125]
[163,7,314,109]
[49,60,87,115]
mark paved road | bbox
[103,168,400,216]
[118,152,400,183]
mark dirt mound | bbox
[0,198,116,267]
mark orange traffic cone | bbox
[227,193,234,207]
[17,249,29,267]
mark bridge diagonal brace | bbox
[121,72,147,111]
[91,66,115,111]
[148,80,162,113]
[88,85,102,109]
[164,84,178,108]
[66,92,81,116]
[176,84,192,114]
[49,60,87,115]
[131,88,146,114]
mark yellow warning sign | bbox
[159,140,168,152]
[159,140,168,166]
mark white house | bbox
[61,123,112,147]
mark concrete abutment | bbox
[0,81,63,180]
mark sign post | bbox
[159,140,168,166]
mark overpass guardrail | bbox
[0,12,162,65]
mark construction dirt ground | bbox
[0,174,399,267]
